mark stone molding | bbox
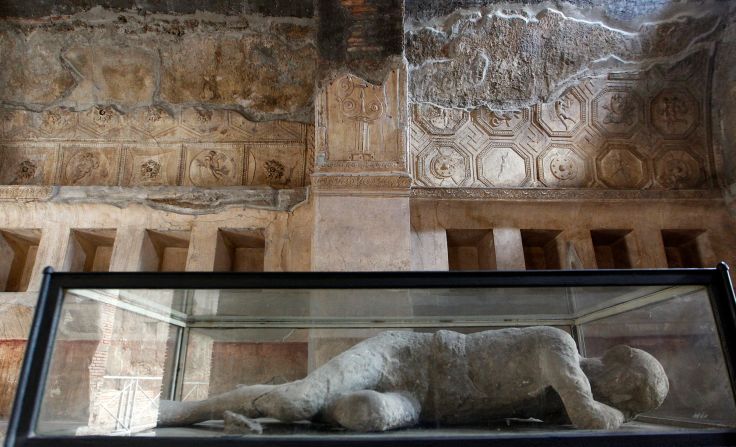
[0,185,307,214]
[410,187,723,202]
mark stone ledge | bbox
[0,185,308,214]
[311,173,412,196]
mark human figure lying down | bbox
[157,326,669,432]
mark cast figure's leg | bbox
[324,390,421,432]
[158,331,411,427]
[540,339,624,430]
[158,384,275,426]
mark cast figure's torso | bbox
[367,327,574,425]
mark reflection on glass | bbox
[34,284,735,438]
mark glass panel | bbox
[34,283,736,439]
[37,290,181,436]
[580,286,736,427]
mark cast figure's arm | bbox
[540,340,624,430]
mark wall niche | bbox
[445,229,494,271]
[66,229,116,273]
[661,229,711,268]
[590,230,634,269]
[0,229,41,292]
[520,230,562,270]
[140,230,191,272]
[214,229,266,272]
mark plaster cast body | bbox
[158,327,669,432]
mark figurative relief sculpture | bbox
[158,327,668,433]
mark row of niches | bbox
[0,228,266,292]
[0,142,309,188]
[447,228,712,271]
[410,51,715,190]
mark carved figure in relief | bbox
[197,151,231,180]
[554,96,576,130]
[607,151,632,184]
[158,327,668,433]
[659,151,697,188]
[659,95,689,130]
[196,109,214,123]
[603,93,635,125]
[67,152,107,184]
[487,110,520,128]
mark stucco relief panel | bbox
[317,69,407,172]
[183,144,244,187]
[245,143,306,188]
[416,141,472,187]
[650,88,699,139]
[474,108,530,137]
[121,144,182,187]
[477,143,531,188]
[538,143,591,188]
[0,143,58,185]
[60,144,121,186]
[654,144,705,189]
[591,87,643,139]
[0,105,312,187]
[533,88,587,138]
[595,143,649,189]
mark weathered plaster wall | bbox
[0,7,317,122]
[406,1,725,110]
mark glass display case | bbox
[6,265,736,447]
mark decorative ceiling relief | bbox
[0,108,311,188]
[315,68,407,172]
[410,50,714,192]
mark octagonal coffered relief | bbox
[413,104,470,135]
[533,88,587,138]
[650,88,699,139]
[595,143,648,189]
[591,87,643,138]
[474,108,529,137]
[654,145,704,189]
[538,143,590,187]
[477,143,530,187]
[416,141,472,187]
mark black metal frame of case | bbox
[5,264,736,447]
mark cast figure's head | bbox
[587,345,669,419]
